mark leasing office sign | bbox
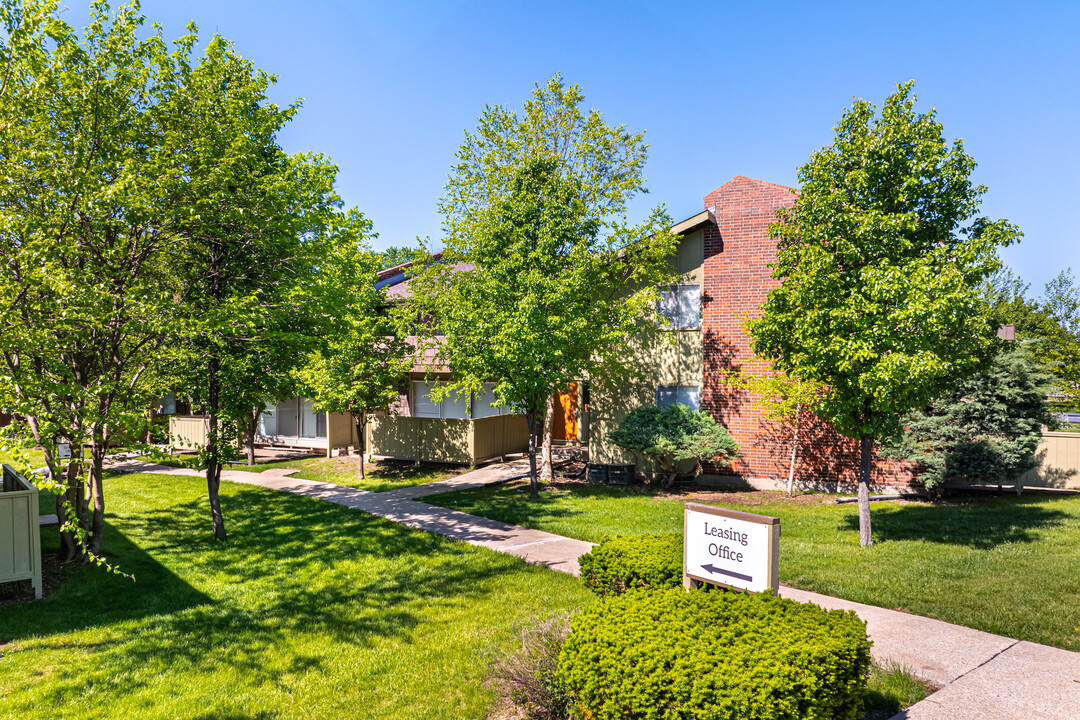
[683,503,780,594]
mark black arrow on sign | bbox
[700,564,753,583]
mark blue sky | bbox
[67,1,1078,293]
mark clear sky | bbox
[64,1,1078,293]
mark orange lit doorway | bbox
[552,383,578,441]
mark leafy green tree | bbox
[884,344,1051,496]
[749,82,1020,545]
[166,34,350,540]
[0,0,184,560]
[1040,269,1080,411]
[981,267,1080,412]
[980,267,1047,339]
[410,76,678,498]
[299,218,410,480]
[608,405,739,487]
[728,361,824,496]
[378,245,422,270]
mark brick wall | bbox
[700,176,917,489]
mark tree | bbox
[980,267,1080,412]
[0,0,184,560]
[1040,269,1080,411]
[749,82,1021,546]
[608,404,739,487]
[299,216,410,480]
[166,34,348,540]
[729,362,823,496]
[378,244,422,270]
[884,344,1051,496]
[410,76,678,498]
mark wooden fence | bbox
[1020,431,1080,489]
[368,414,528,464]
[169,415,210,451]
[0,464,42,598]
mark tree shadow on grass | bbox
[1,520,211,643]
[839,496,1072,548]
[8,482,530,707]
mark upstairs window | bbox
[657,284,701,329]
[656,384,700,411]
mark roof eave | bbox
[670,210,714,236]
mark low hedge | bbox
[578,533,683,596]
[559,588,871,720]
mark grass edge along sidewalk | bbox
[0,471,592,719]
[152,459,1080,719]
[426,478,1080,650]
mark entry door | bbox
[552,383,578,441]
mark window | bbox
[657,284,700,329]
[443,388,470,419]
[472,382,503,419]
[413,381,475,419]
[414,381,442,418]
[258,401,277,436]
[656,385,700,411]
[413,380,515,419]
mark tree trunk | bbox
[207,458,226,541]
[354,411,366,480]
[540,393,555,482]
[246,408,259,466]
[88,435,106,556]
[75,462,90,540]
[525,409,540,499]
[787,401,802,497]
[206,357,227,541]
[858,435,873,547]
[58,459,79,561]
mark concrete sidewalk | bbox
[780,587,1080,719]
[120,459,1080,719]
[118,461,594,574]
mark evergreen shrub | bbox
[559,588,871,720]
[578,533,682,596]
[607,404,739,487]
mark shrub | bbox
[559,588,871,720]
[489,613,572,720]
[578,533,682,596]
[882,345,1051,496]
[607,404,739,487]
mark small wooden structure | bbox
[169,394,363,460]
[0,464,42,599]
[367,414,528,465]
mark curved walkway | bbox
[116,459,1080,720]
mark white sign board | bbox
[683,503,780,594]
[56,442,72,460]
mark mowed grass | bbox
[156,453,466,493]
[0,473,592,719]
[0,446,46,474]
[429,480,1080,649]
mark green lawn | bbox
[153,454,466,493]
[428,479,1080,649]
[0,446,46,473]
[3,473,928,719]
[1,473,591,719]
